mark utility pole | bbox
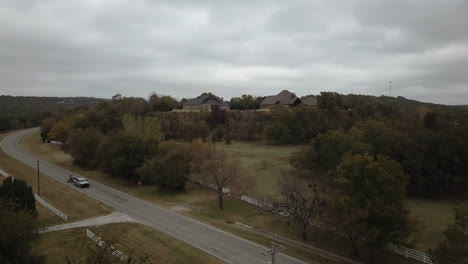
[451,119,460,127]
[261,243,285,264]
[37,160,40,196]
[389,81,392,97]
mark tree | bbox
[194,121,210,142]
[0,202,44,264]
[423,112,439,130]
[121,114,163,143]
[317,91,343,115]
[332,154,414,263]
[228,94,263,110]
[67,127,102,168]
[430,205,468,264]
[263,122,292,144]
[273,175,326,240]
[138,141,192,191]
[98,133,155,179]
[47,119,74,143]
[290,128,369,176]
[192,142,254,210]
[149,93,179,112]
[210,108,227,125]
[0,177,36,214]
[0,178,44,263]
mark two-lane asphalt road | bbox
[1,128,307,264]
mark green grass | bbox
[34,223,224,264]
[405,198,460,251]
[219,141,298,196]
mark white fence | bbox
[0,168,10,178]
[86,229,129,262]
[194,180,230,194]
[240,195,434,264]
[34,194,68,221]
[386,244,433,264]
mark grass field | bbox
[18,131,425,263]
[219,141,298,196]
[405,198,460,251]
[34,223,224,264]
[0,132,111,224]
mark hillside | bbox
[0,95,108,131]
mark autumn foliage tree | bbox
[192,141,254,210]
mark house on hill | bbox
[260,90,302,109]
[182,93,229,111]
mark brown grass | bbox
[34,223,224,264]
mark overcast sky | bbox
[1,0,467,105]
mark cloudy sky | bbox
[1,0,467,105]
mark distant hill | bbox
[338,94,468,125]
[0,95,108,131]
[0,95,107,116]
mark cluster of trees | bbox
[41,97,252,207]
[291,117,468,196]
[276,154,414,263]
[228,94,264,110]
[56,113,192,191]
[0,177,44,264]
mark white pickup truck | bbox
[68,175,90,188]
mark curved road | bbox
[1,128,306,264]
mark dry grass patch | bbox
[34,223,224,264]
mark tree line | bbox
[40,92,468,197]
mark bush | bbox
[0,177,36,215]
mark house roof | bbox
[260,90,300,105]
[301,96,317,106]
[183,93,228,106]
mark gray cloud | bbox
[0,0,467,104]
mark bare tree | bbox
[193,142,254,210]
[273,175,326,240]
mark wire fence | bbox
[86,229,129,262]
[240,195,434,264]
